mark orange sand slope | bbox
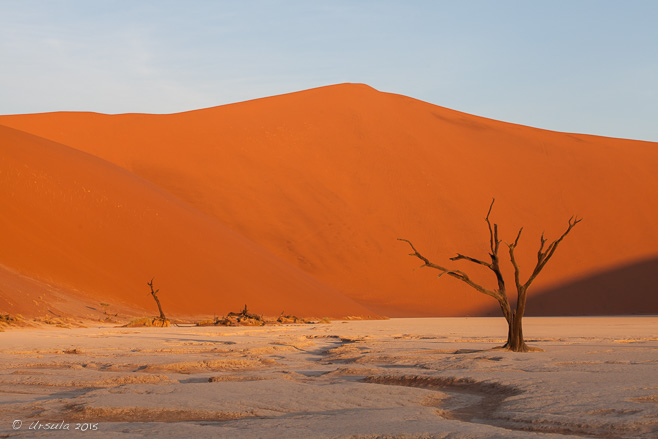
[0,125,372,319]
[1,83,657,318]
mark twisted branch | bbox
[444,199,510,318]
[398,238,502,302]
[509,216,582,291]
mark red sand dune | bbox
[1,83,657,318]
[0,125,372,319]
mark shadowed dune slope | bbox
[526,256,658,316]
[2,83,657,317]
[474,255,658,316]
[0,124,374,318]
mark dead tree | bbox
[147,278,167,322]
[227,304,264,324]
[399,199,580,352]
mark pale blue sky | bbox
[1,0,657,141]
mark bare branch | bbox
[507,236,523,294]
[147,278,159,295]
[450,253,492,269]
[503,227,524,294]
[493,224,499,253]
[398,238,435,268]
[486,198,495,220]
[524,216,582,289]
[485,198,499,256]
[398,238,501,301]
[513,227,523,247]
[481,199,509,303]
[536,233,546,261]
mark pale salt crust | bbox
[0,317,656,438]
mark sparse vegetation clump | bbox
[124,317,171,327]
[228,304,264,323]
[1,313,19,324]
[343,315,385,321]
[1,313,89,330]
[197,305,265,327]
[99,302,120,322]
[33,315,86,328]
[0,313,26,330]
[277,311,307,324]
[62,347,83,354]
[195,306,333,326]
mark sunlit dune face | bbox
[0,124,373,319]
[1,84,657,318]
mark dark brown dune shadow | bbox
[480,256,658,316]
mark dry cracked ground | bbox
[0,317,656,438]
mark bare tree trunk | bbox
[506,312,528,352]
[400,199,580,353]
[147,278,167,321]
[152,293,166,321]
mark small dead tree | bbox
[399,199,580,352]
[147,278,167,323]
[227,304,262,322]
